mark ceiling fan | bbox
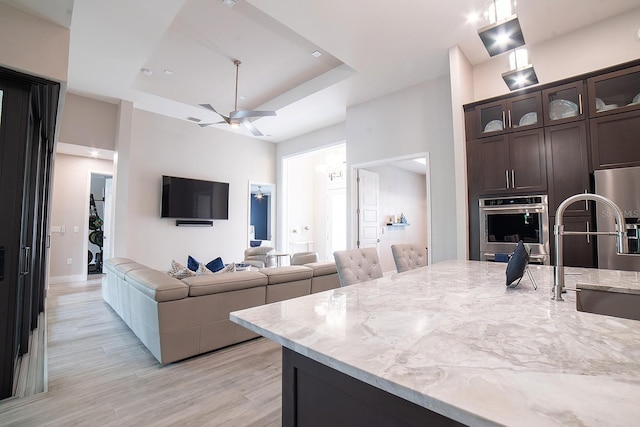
[199,59,276,136]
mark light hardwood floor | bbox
[0,277,283,426]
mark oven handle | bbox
[479,205,547,212]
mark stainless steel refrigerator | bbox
[594,166,640,271]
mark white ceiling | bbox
[4,0,640,142]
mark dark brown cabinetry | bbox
[545,121,591,215]
[587,65,640,169]
[474,92,542,138]
[473,129,546,196]
[549,216,596,268]
[587,64,640,117]
[545,121,595,267]
[589,108,640,170]
[466,59,640,265]
[542,81,586,126]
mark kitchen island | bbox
[230,260,640,426]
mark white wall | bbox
[285,154,317,254]
[347,75,457,263]
[449,46,475,261]
[49,154,113,283]
[0,2,69,83]
[58,93,118,150]
[472,7,640,101]
[118,109,276,270]
[364,164,427,273]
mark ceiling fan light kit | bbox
[198,59,276,136]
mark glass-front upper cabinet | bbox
[542,81,586,126]
[475,92,541,138]
[507,92,542,131]
[587,64,640,117]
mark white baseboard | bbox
[48,274,87,285]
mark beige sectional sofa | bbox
[102,258,339,364]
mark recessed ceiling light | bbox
[222,0,236,7]
[90,149,99,157]
[141,68,152,76]
[311,50,322,58]
[164,69,173,75]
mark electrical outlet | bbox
[66,258,72,265]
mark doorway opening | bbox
[248,181,275,247]
[88,173,112,275]
[282,143,346,261]
[352,153,431,272]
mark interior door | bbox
[356,169,379,248]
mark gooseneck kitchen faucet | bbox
[554,193,628,301]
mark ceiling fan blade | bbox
[197,120,226,128]
[230,110,276,120]
[199,103,230,124]
[240,118,265,137]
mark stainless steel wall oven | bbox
[479,195,550,264]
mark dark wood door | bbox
[508,128,547,193]
[550,216,596,268]
[546,121,591,215]
[0,70,59,400]
[590,110,640,169]
[0,76,30,399]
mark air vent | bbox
[186,117,202,123]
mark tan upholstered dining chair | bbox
[391,244,427,273]
[333,247,383,286]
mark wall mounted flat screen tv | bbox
[161,175,229,220]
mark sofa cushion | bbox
[126,268,189,302]
[259,266,313,285]
[115,262,147,279]
[104,257,136,270]
[182,271,268,297]
[305,261,337,277]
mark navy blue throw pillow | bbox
[505,240,529,287]
[206,257,225,272]
[187,255,200,272]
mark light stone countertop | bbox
[230,260,640,426]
